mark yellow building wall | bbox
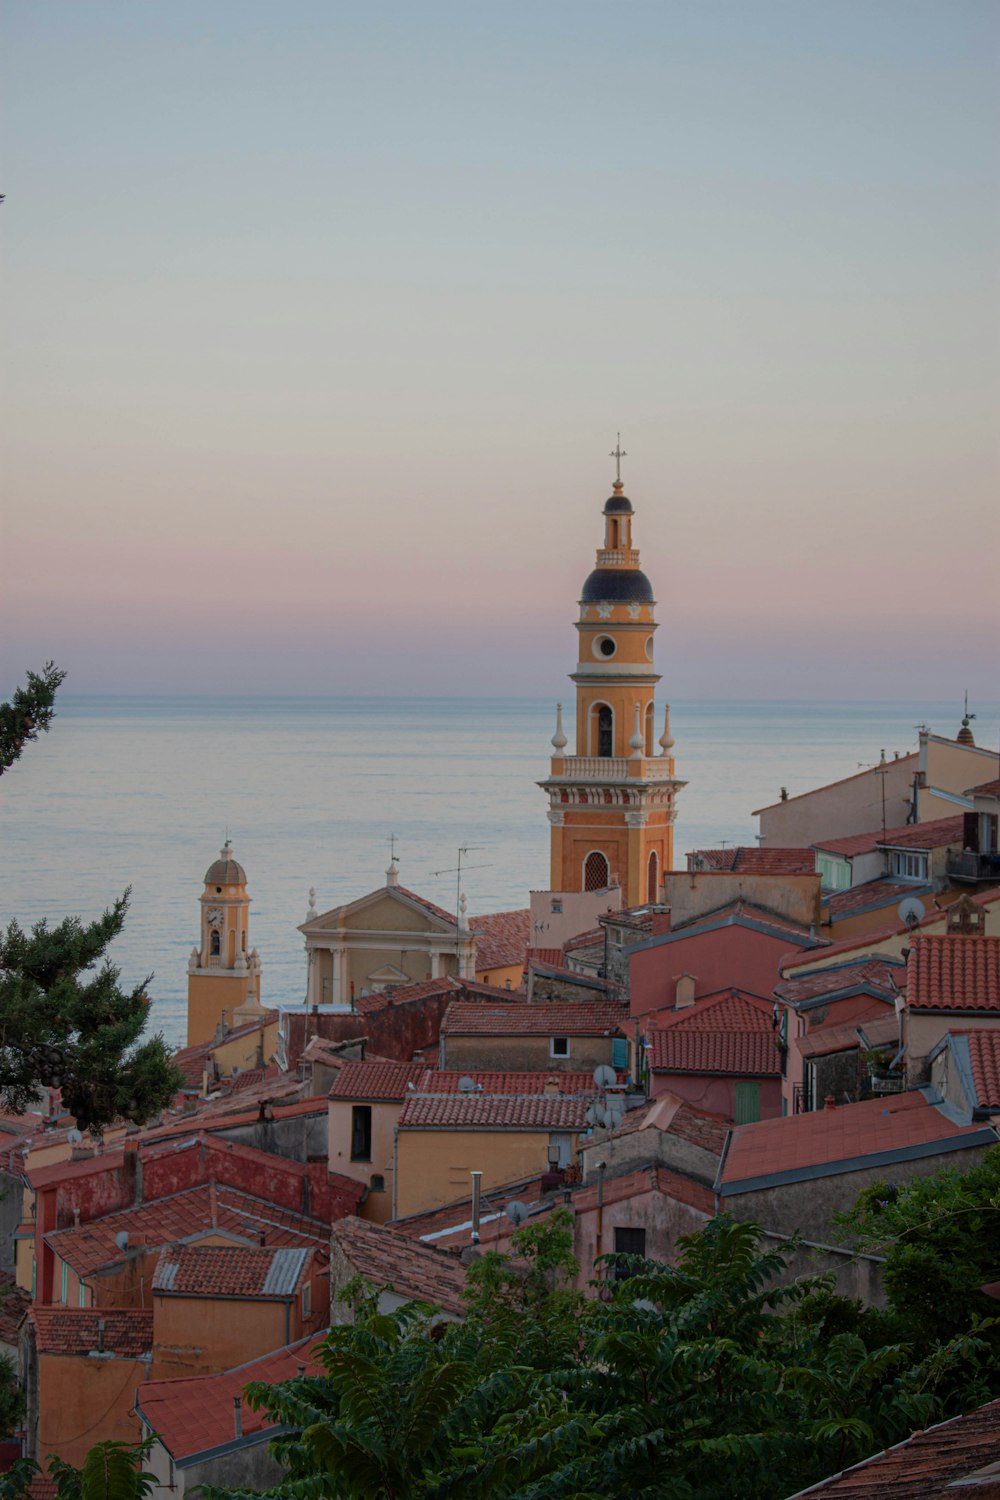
[187,973,251,1047]
[475,962,523,989]
[210,1017,279,1075]
[395,1128,578,1219]
[328,1098,401,1223]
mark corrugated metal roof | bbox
[262,1246,309,1297]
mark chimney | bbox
[233,1395,243,1439]
[412,1050,425,1065]
[124,1143,143,1205]
[209,1178,218,1228]
[651,909,671,937]
[543,1076,560,1096]
[675,974,696,1009]
[73,1207,80,1231]
[824,1095,836,1111]
[96,1318,105,1354]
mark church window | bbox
[594,635,616,659]
[210,931,221,957]
[595,705,613,756]
[584,851,610,892]
[351,1106,372,1162]
[647,850,659,903]
[645,636,654,660]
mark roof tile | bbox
[399,1093,593,1130]
[908,935,1000,1012]
[152,1244,312,1298]
[469,909,530,970]
[31,1307,152,1358]
[331,1217,467,1314]
[440,1001,626,1037]
[967,1032,1000,1109]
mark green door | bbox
[735,1081,761,1125]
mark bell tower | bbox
[186,841,262,1046]
[539,446,684,906]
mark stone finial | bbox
[458,891,468,931]
[629,703,644,760]
[188,947,200,973]
[386,859,400,888]
[551,702,568,753]
[659,704,675,754]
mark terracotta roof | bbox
[137,1333,326,1460]
[650,1031,781,1077]
[600,1091,730,1157]
[469,909,530,970]
[668,899,817,943]
[908,935,1000,1012]
[0,1271,29,1346]
[152,1243,313,1298]
[798,1010,896,1060]
[968,779,1000,798]
[354,977,462,1015]
[966,1032,1000,1109]
[777,888,1000,976]
[527,963,612,990]
[331,1216,467,1314]
[47,1182,329,1278]
[813,814,965,858]
[398,1093,592,1131]
[328,1061,427,1102]
[525,946,566,967]
[719,1091,992,1192]
[775,958,903,1005]
[786,1395,1000,1498]
[440,1001,626,1037]
[824,879,930,921]
[562,927,604,952]
[656,989,776,1034]
[31,1307,152,1358]
[394,885,459,927]
[687,847,816,874]
[417,1069,598,1096]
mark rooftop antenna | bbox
[856,751,890,837]
[433,846,488,931]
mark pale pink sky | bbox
[2,2,998,700]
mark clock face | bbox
[207,907,224,928]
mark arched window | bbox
[647,850,659,904]
[210,931,221,958]
[584,851,610,892]
[591,703,613,757]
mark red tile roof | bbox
[778,887,1000,976]
[775,959,903,1005]
[671,899,817,943]
[354,977,462,1015]
[656,989,776,1033]
[562,927,604,952]
[417,1069,598,1096]
[603,1093,730,1157]
[824,879,928,920]
[440,1001,626,1037]
[650,1031,781,1077]
[31,1307,152,1358]
[786,1395,1000,1498]
[813,814,964,858]
[328,1061,427,1101]
[966,1032,1000,1109]
[47,1182,329,1278]
[469,909,530,970]
[0,1271,29,1346]
[398,1093,593,1131]
[908,935,1000,1012]
[525,946,566,967]
[720,1091,990,1190]
[968,779,1000,798]
[798,1009,896,1060]
[152,1243,314,1299]
[394,885,459,927]
[331,1216,467,1315]
[137,1333,326,1460]
[688,847,816,874]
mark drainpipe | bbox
[470,1171,482,1246]
[594,1162,606,1272]
[233,1396,243,1439]
[391,1126,399,1220]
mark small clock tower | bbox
[186,842,262,1046]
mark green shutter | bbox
[612,1037,629,1070]
[735,1081,761,1125]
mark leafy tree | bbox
[0,1353,24,1440]
[48,1439,156,1500]
[0,662,64,776]
[0,668,181,1131]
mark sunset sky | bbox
[2,1,998,701]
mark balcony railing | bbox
[948,850,1000,883]
[550,756,672,781]
[595,548,640,566]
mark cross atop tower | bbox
[387,831,399,862]
[609,433,627,485]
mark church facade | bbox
[540,464,683,908]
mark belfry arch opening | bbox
[647,850,659,904]
[583,850,611,892]
[590,703,614,757]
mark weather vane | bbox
[609,433,626,484]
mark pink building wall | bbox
[630,926,794,1024]
[649,1071,783,1121]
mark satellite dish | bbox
[594,1103,611,1129]
[898,896,926,929]
[593,1064,617,1089]
[457,1075,478,1094]
[585,1105,600,1127]
[66,1128,83,1144]
[114,1231,129,1251]
[606,1097,625,1125]
[505,1200,528,1227]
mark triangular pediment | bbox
[301,883,458,937]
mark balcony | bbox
[550,756,672,781]
[595,547,640,566]
[947,850,1000,884]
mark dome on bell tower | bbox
[580,567,654,603]
[204,841,246,886]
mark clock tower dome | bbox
[186,841,262,1046]
[539,449,684,905]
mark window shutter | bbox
[611,1036,629,1070]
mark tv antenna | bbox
[433,845,489,928]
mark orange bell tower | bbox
[539,442,684,906]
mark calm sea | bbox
[1,696,996,1051]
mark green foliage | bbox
[0,662,65,776]
[0,1352,24,1440]
[48,1439,156,1500]
[0,667,181,1131]
[0,893,181,1131]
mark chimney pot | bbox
[233,1395,243,1439]
[824,1095,836,1111]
